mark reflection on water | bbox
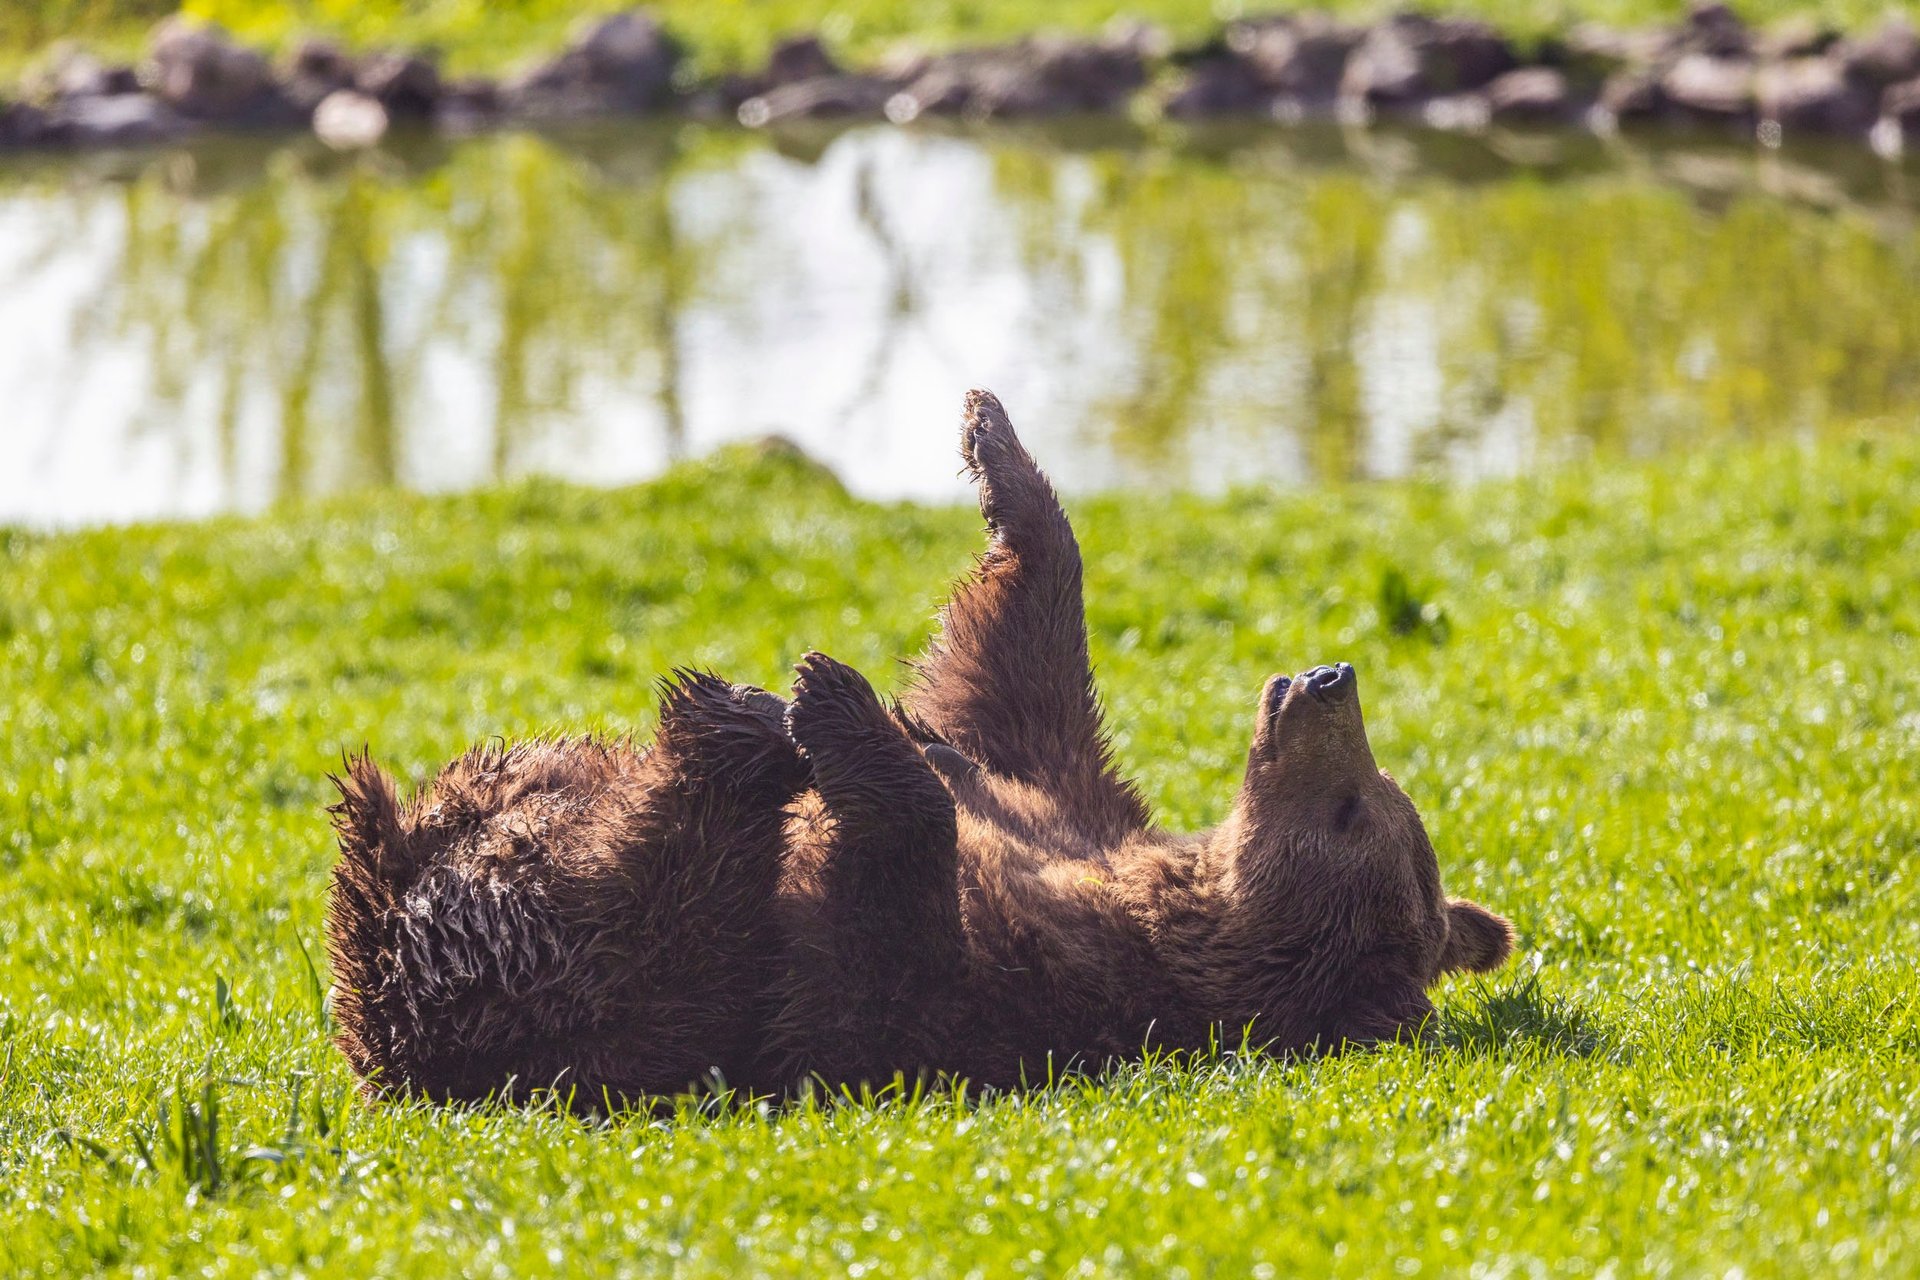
[2,121,1917,527]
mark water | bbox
[2,120,1917,528]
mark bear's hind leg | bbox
[777,651,965,1086]
[580,671,812,1098]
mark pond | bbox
[3,119,1918,527]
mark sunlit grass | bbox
[2,432,1917,1274]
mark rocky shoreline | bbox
[3,4,1920,158]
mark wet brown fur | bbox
[326,675,807,1103]
[326,390,1513,1103]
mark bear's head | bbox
[1212,662,1512,1047]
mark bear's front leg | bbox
[901,389,1147,845]
[779,651,966,1087]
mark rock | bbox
[573,8,677,84]
[354,51,441,119]
[1674,2,1751,58]
[764,34,839,85]
[1755,57,1877,135]
[1659,53,1755,124]
[1421,93,1490,130]
[1162,54,1273,118]
[1837,19,1920,88]
[141,18,286,123]
[312,89,389,148]
[1339,15,1517,113]
[884,33,1148,122]
[34,48,141,101]
[696,33,843,116]
[503,8,678,120]
[1884,75,1920,129]
[1873,78,1920,155]
[436,79,502,133]
[48,92,192,146]
[1868,114,1906,156]
[883,55,983,120]
[501,58,591,120]
[291,37,355,84]
[0,100,58,147]
[1227,12,1361,102]
[283,38,356,113]
[1596,67,1668,125]
[738,74,894,125]
[1484,67,1574,124]
[1014,33,1153,113]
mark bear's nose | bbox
[1304,662,1355,700]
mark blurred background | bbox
[4,0,1918,526]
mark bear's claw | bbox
[656,668,807,784]
[959,388,1014,477]
[786,651,894,763]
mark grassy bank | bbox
[3,432,1918,1275]
[8,0,1920,81]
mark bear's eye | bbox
[1333,794,1362,833]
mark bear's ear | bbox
[1439,899,1514,975]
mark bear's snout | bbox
[1303,662,1355,701]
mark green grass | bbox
[9,0,1920,83]
[2,432,1918,1275]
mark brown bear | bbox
[325,389,1512,1105]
